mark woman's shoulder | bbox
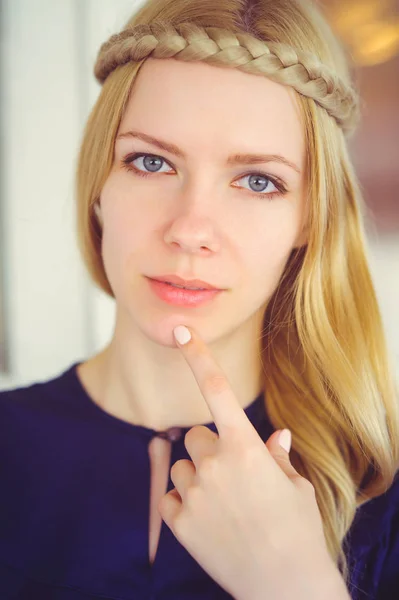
[0,363,78,403]
[0,363,79,436]
[346,472,399,599]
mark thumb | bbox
[277,429,292,453]
[265,429,299,479]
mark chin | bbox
[121,286,231,347]
[138,313,215,348]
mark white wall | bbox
[1,0,90,387]
[0,0,398,391]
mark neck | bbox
[77,306,265,432]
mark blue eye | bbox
[235,173,279,195]
[129,154,172,174]
[121,152,287,200]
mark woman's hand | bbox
[158,325,350,600]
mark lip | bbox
[147,278,223,307]
[149,274,222,290]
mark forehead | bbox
[119,57,305,164]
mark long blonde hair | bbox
[75,0,399,587]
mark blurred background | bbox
[0,0,398,389]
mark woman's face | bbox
[99,57,307,347]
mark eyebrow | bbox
[116,130,301,174]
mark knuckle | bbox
[170,461,179,479]
[185,484,202,509]
[184,428,196,445]
[198,454,218,480]
[204,373,229,395]
[241,444,261,466]
[170,459,184,479]
[185,424,207,442]
[173,511,188,539]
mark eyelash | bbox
[120,152,287,201]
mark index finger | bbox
[173,325,258,440]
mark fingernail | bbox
[278,429,292,453]
[174,325,191,345]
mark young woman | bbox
[1,0,398,598]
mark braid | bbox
[94,22,359,133]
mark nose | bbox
[164,208,221,255]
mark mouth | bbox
[147,278,223,307]
[155,281,212,291]
[150,274,222,291]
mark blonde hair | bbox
[75,0,399,589]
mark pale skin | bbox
[77,57,350,597]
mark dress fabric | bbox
[0,363,398,600]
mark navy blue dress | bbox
[0,363,398,599]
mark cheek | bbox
[100,182,155,292]
[243,213,301,290]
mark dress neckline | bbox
[63,361,266,442]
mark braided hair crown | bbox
[94,22,360,134]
